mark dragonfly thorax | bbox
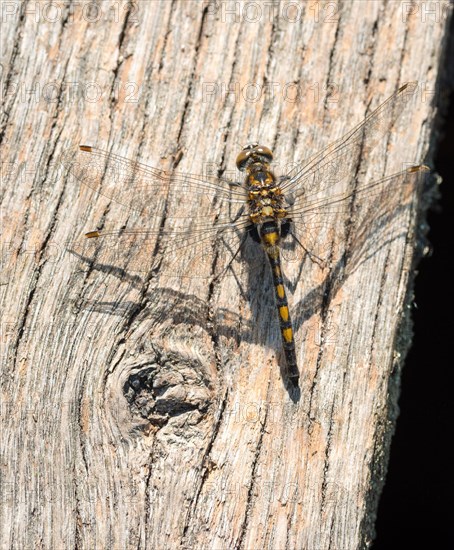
[246,164,288,225]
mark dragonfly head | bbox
[236,144,273,172]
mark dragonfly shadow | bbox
[290,183,421,334]
[69,248,145,289]
[67,246,258,343]
[67,170,421,394]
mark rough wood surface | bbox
[1,1,450,549]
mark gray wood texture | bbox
[1,1,450,548]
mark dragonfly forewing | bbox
[282,82,419,201]
[60,145,246,222]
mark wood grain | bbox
[1,1,450,548]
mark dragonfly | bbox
[61,81,428,384]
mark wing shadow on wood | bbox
[287,170,424,334]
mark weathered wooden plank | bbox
[1,1,450,549]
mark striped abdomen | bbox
[260,222,299,382]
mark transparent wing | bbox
[59,145,246,221]
[281,82,419,201]
[69,211,266,282]
[280,165,428,268]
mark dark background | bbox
[373,25,454,550]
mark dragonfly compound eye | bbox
[236,144,273,171]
